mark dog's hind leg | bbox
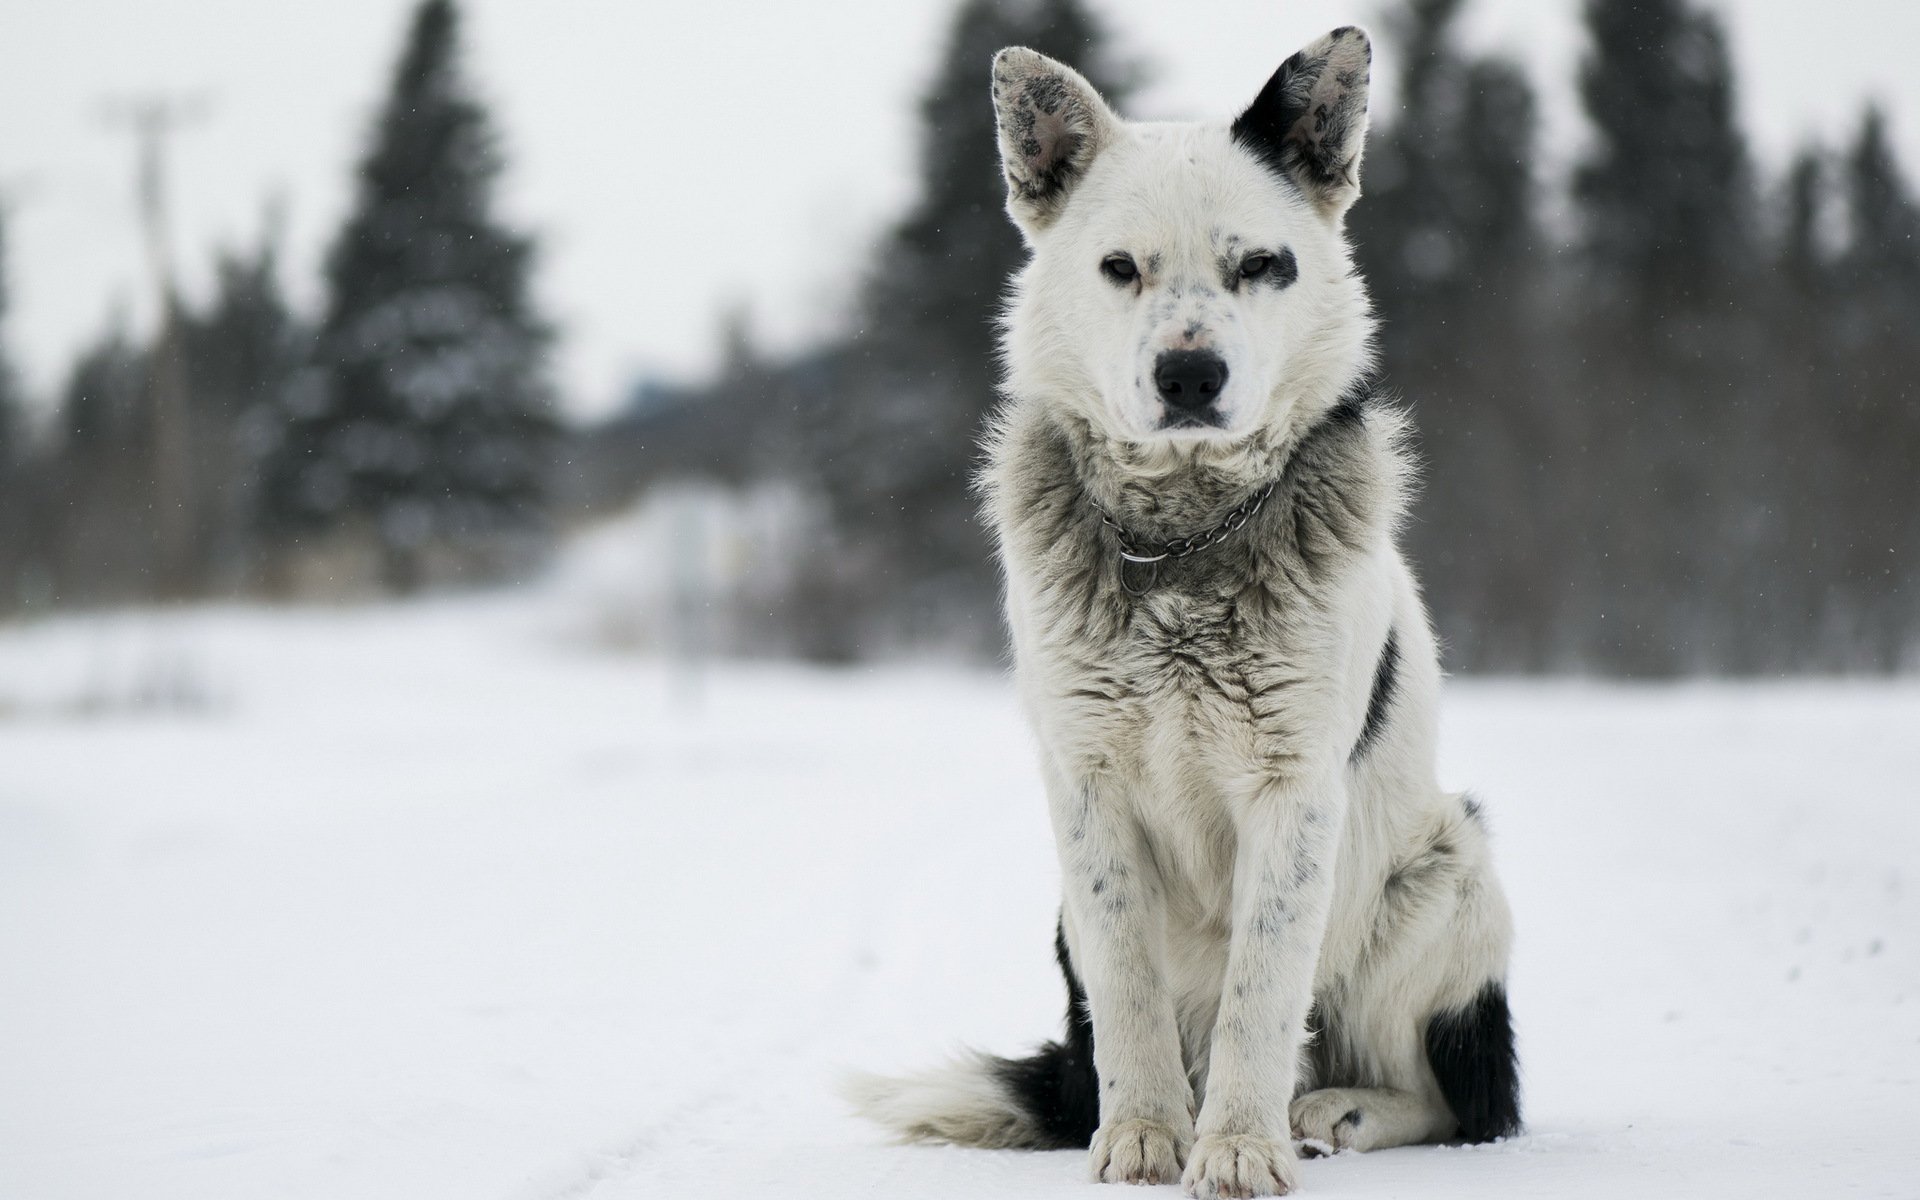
[1287,979,1520,1153]
[1297,792,1521,1153]
[1286,985,1461,1155]
[1288,1084,1453,1153]
[1289,971,1519,1150]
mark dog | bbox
[849,27,1520,1197]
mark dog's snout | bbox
[1154,349,1229,410]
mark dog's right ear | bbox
[990,47,1120,234]
[1232,27,1372,217]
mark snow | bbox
[1,594,1916,1199]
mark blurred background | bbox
[1,0,1915,675]
[4,5,1918,1198]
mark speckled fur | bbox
[852,30,1516,1198]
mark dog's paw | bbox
[1180,1132,1299,1198]
[1288,1088,1369,1155]
[1090,1116,1192,1185]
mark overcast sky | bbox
[2,0,1916,420]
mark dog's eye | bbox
[1240,254,1273,279]
[1101,254,1138,284]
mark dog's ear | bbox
[1232,26,1372,217]
[991,47,1120,234]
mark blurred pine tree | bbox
[179,226,305,588]
[0,206,26,604]
[58,317,148,457]
[45,314,158,601]
[1575,0,1751,306]
[1841,107,1920,302]
[1562,0,1761,673]
[819,0,1139,647]
[1779,149,1827,294]
[262,0,554,593]
[0,206,20,474]
[1347,0,1548,669]
[1354,0,1538,325]
[1825,107,1920,667]
[590,0,1920,673]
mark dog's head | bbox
[992,29,1375,448]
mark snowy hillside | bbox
[1,597,1915,1199]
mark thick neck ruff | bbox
[1092,480,1279,596]
[981,376,1401,632]
[1066,383,1375,540]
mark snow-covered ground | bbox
[1,595,1915,1199]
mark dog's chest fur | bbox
[986,392,1405,818]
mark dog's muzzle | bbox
[1154,349,1229,428]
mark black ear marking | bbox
[1231,27,1372,214]
[1232,47,1311,177]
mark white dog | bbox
[851,28,1520,1198]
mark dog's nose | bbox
[1154,349,1229,410]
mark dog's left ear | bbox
[991,47,1121,234]
[1232,26,1372,217]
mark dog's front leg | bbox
[1048,770,1195,1185]
[1183,773,1345,1199]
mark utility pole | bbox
[102,93,207,598]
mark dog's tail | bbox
[846,921,1099,1150]
[1423,980,1523,1142]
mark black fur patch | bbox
[1424,982,1522,1142]
[990,916,1100,1148]
[1220,246,1299,293]
[1270,246,1299,288]
[1011,77,1087,205]
[1231,48,1312,183]
[1321,375,1374,429]
[1349,628,1399,761]
[1230,30,1370,201]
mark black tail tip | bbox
[1424,981,1522,1142]
[989,1039,1100,1150]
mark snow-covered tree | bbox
[262,0,553,592]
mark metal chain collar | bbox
[1092,480,1277,596]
